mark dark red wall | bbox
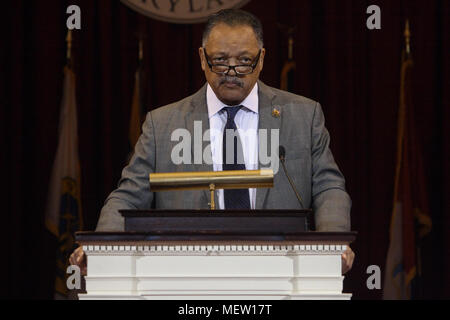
[2,0,449,299]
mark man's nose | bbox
[226,67,238,76]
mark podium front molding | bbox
[76,232,356,300]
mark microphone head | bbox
[279,145,286,161]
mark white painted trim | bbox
[81,241,351,300]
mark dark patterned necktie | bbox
[222,106,250,209]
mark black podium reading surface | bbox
[119,209,314,234]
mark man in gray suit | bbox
[71,9,354,274]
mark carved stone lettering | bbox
[121,0,250,24]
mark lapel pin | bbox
[272,106,281,118]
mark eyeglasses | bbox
[203,48,261,75]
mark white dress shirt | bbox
[206,83,259,209]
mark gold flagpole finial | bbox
[404,20,411,55]
[288,35,294,60]
[66,30,73,62]
[139,38,144,62]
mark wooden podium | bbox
[75,210,356,300]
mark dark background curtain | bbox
[1,0,448,299]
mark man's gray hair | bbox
[202,9,264,48]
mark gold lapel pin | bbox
[272,107,281,118]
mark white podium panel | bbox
[78,242,352,300]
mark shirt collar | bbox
[206,82,259,118]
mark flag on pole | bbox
[383,21,432,300]
[45,62,83,296]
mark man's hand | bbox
[69,246,87,276]
[341,246,355,274]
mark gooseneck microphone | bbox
[279,146,305,209]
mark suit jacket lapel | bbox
[255,81,280,209]
[185,84,217,205]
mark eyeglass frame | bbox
[202,48,262,75]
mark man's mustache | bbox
[219,76,244,88]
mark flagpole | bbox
[138,36,144,113]
[66,30,73,68]
[128,34,146,157]
[279,25,296,92]
[288,34,293,60]
[404,19,424,299]
[139,37,143,63]
[404,20,411,57]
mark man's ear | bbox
[199,47,206,71]
[259,48,266,72]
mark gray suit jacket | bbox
[96,81,351,232]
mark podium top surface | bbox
[119,209,313,217]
